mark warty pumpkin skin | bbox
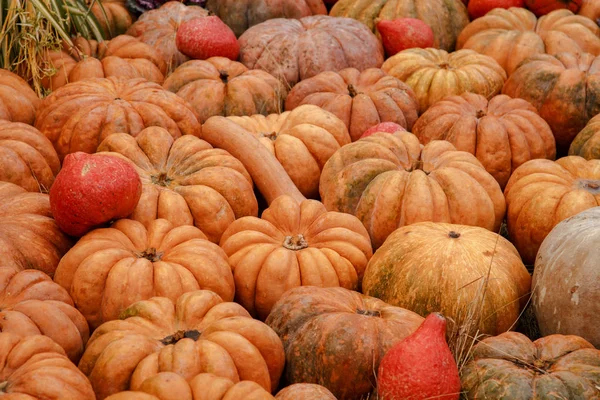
[412,93,556,189]
[0,120,61,193]
[35,76,201,161]
[284,67,419,142]
[319,131,506,249]
[53,218,235,330]
[265,286,424,400]
[163,57,287,124]
[0,69,40,125]
[461,332,600,399]
[504,156,600,264]
[79,290,285,400]
[362,222,532,337]
[456,8,600,76]
[219,195,373,320]
[382,48,507,114]
[97,127,258,243]
[569,113,600,159]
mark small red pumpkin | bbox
[525,0,583,16]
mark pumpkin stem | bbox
[136,247,164,262]
[448,231,460,239]
[219,70,229,83]
[438,62,451,70]
[283,234,308,250]
[476,109,486,118]
[160,329,201,345]
[347,84,358,98]
[260,131,278,141]
[356,309,381,317]
[409,160,429,174]
[0,381,7,392]
[578,179,600,193]
[151,172,173,187]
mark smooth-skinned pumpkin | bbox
[569,113,600,159]
[526,0,583,16]
[0,69,40,125]
[275,384,337,399]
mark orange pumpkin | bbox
[275,384,337,400]
[89,0,134,37]
[0,69,40,124]
[579,0,600,23]
[569,112,600,159]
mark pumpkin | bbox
[412,92,556,188]
[569,113,600,159]
[0,266,88,362]
[42,35,167,91]
[89,0,134,37]
[126,1,209,70]
[461,332,600,398]
[79,290,285,399]
[265,286,423,400]
[456,8,600,76]
[504,156,600,264]
[220,195,372,320]
[35,76,200,161]
[275,384,337,400]
[163,57,287,124]
[53,218,235,329]
[319,131,506,249]
[0,333,95,399]
[238,15,384,86]
[362,222,531,336]
[382,48,507,114]
[0,120,61,192]
[330,0,469,52]
[0,69,40,125]
[0,181,72,276]
[205,0,327,37]
[532,206,600,347]
[579,0,600,24]
[525,0,583,16]
[97,127,258,243]
[502,51,600,152]
[225,105,350,198]
[285,67,419,142]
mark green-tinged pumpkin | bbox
[569,113,600,159]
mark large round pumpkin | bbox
[220,195,372,320]
[97,127,258,243]
[163,57,287,124]
[238,15,384,86]
[319,131,506,249]
[0,69,40,125]
[35,76,200,161]
[54,218,235,329]
[79,290,285,399]
[412,92,556,188]
[456,8,600,76]
[461,332,600,398]
[285,67,419,142]
[265,286,423,400]
[382,48,507,114]
[504,156,600,264]
[362,222,531,336]
[569,112,600,159]
[502,51,600,152]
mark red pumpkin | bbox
[176,16,239,61]
[376,18,435,57]
[526,0,583,16]
[468,0,525,19]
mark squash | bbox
[275,384,337,400]
[285,67,419,142]
[89,0,134,37]
[525,0,583,16]
[579,0,600,24]
[0,69,40,124]
[569,113,600,159]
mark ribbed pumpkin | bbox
[42,35,167,91]
[362,222,532,336]
[504,156,600,264]
[461,332,600,399]
[569,113,600,159]
[526,0,583,16]
[0,333,95,399]
[220,195,372,320]
[382,48,507,114]
[457,8,600,76]
[412,93,556,188]
[502,51,600,151]
[163,57,287,124]
[275,384,337,400]
[205,0,327,37]
[265,286,423,400]
[90,0,134,37]
[0,69,40,125]
[225,105,350,198]
[285,67,419,142]
[54,218,235,329]
[35,76,200,161]
[238,15,384,86]
[579,0,600,23]
[319,131,506,249]
[79,290,285,400]
[0,120,60,192]
[0,181,72,276]
[330,0,469,52]
[97,127,258,243]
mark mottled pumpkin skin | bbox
[265,286,424,400]
[502,52,600,152]
[504,156,600,264]
[526,0,583,16]
[90,0,134,37]
[330,0,469,52]
[457,8,600,75]
[275,383,337,399]
[0,69,40,124]
[412,93,556,188]
[319,131,506,249]
[382,48,507,114]
[285,67,419,142]
[569,113,600,159]
[461,332,600,399]
[79,290,285,400]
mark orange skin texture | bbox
[361,122,406,138]
[579,0,600,24]
[0,69,40,124]
[275,384,336,400]
[526,0,582,16]
[176,17,240,61]
[377,18,434,57]
[468,0,525,19]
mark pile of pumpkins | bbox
[0,0,599,398]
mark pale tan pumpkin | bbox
[275,384,337,400]
[0,69,40,124]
